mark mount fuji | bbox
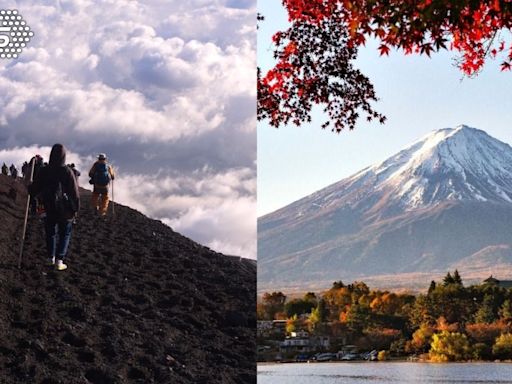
[258,125,512,292]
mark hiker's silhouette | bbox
[88,154,114,217]
[28,144,80,270]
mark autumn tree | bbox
[411,283,471,326]
[436,316,459,332]
[466,321,509,344]
[407,323,435,353]
[286,314,301,334]
[323,285,353,321]
[370,292,402,315]
[259,1,512,132]
[308,301,329,334]
[308,306,321,333]
[344,303,371,331]
[493,333,512,359]
[258,10,384,132]
[260,291,287,320]
[429,331,471,362]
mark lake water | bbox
[257,362,512,383]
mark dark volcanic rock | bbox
[0,174,256,383]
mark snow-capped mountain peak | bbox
[300,126,512,215]
[365,125,512,209]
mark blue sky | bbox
[258,0,512,216]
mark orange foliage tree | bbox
[258,1,512,132]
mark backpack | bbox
[42,180,77,219]
[93,162,110,186]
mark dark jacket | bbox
[30,155,44,181]
[29,144,80,219]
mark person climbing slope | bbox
[29,144,80,271]
[9,164,17,179]
[1,163,7,176]
[89,153,115,216]
[21,161,28,179]
[69,163,81,187]
[30,155,45,214]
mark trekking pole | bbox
[18,159,35,268]
[111,178,115,218]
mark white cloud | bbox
[167,195,256,257]
[0,0,256,258]
[115,168,256,258]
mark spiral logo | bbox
[0,10,34,59]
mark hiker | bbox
[29,144,80,271]
[89,153,115,216]
[69,163,81,185]
[30,155,44,214]
[9,164,17,179]
[1,163,7,175]
[21,161,29,179]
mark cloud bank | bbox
[0,0,256,258]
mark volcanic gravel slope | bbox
[0,174,256,384]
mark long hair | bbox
[48,143,66,167]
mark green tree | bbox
[409,294,435,327]
[429,331,471,362]
[317,298,328,323]
[472,342,492,360]
[345,303,371,331]
[304,292,317,303]
[474,295,496,324]
[390,338,407,356]
[431,283,473,324]
[493,333,512,359]
[499,299,512,320]
[453,270,463,286]
[427,281,436,295]
[443,272,455,286]
[284,299,316,317]
[351,281,370,297]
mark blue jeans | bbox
[45,217,73,260]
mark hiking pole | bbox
[111,178,115,218]
[18,158,35,268]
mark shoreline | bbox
[258,359,512,365]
